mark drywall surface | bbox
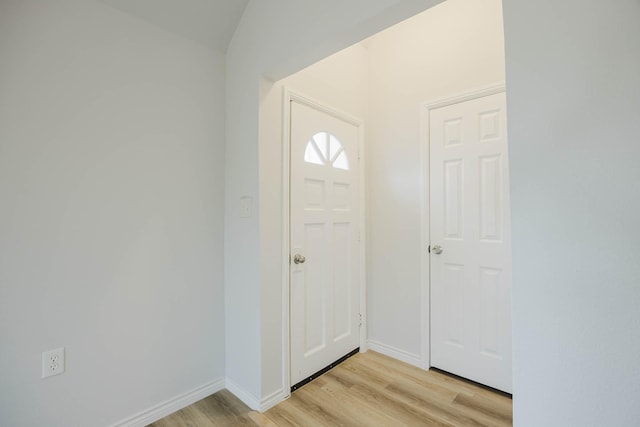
[98,0,249,52]
[281,45,370,119]
[0,1,226,425]
[366,0,505,362]
[225,0,443,406]
[259,44,370,398]
[503,0,640,425]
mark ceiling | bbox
[99,0,249,52]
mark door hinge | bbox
[358,313,363,327]
[428,245,431,253]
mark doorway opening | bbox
[263,0,509,405]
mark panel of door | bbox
[430,91,512,393]
[289,99,361,386]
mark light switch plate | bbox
[239,196,252,218]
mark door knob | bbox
[293,254,306,264]
[432,245,443,255]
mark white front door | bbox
[429,91,512,393]
[289,99,361,386]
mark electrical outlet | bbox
[42,348,65,379]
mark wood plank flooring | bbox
[148,351,512,426]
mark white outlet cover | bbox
[42,347,65,378]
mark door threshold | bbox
[291,348,359,392]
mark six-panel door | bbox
[430,92,513,393]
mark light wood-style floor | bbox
[148,351,512,426]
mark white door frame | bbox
[419,82,507,370]
[281,87,367,392]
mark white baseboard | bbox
[110,378,288,427]
[225,377,261,410]
[109,345,421,427]
[366,339,423,369]
[259,388,289,412]
[224,379,288,412]
[110,378,225,427]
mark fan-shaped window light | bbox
[304,132,350,170]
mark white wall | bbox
[225,0,443,407]
[366,0,505,364]
[3,0,635,424]
[0,1,226,425]
[503,0,640,425]
[280,46,370,118]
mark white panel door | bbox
[430,92,512,393]
[290,100,360,386]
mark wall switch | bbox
[42,348,65,379]
[239,196,252,218]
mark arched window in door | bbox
[304,132,350,170]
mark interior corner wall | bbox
[258,44,370,399]
[0,1,226,425]
[503,0,640,425]
[366,0,505,361]
[224,65,262,406]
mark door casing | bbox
[281,88,367,394]
[419,82,507,370]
